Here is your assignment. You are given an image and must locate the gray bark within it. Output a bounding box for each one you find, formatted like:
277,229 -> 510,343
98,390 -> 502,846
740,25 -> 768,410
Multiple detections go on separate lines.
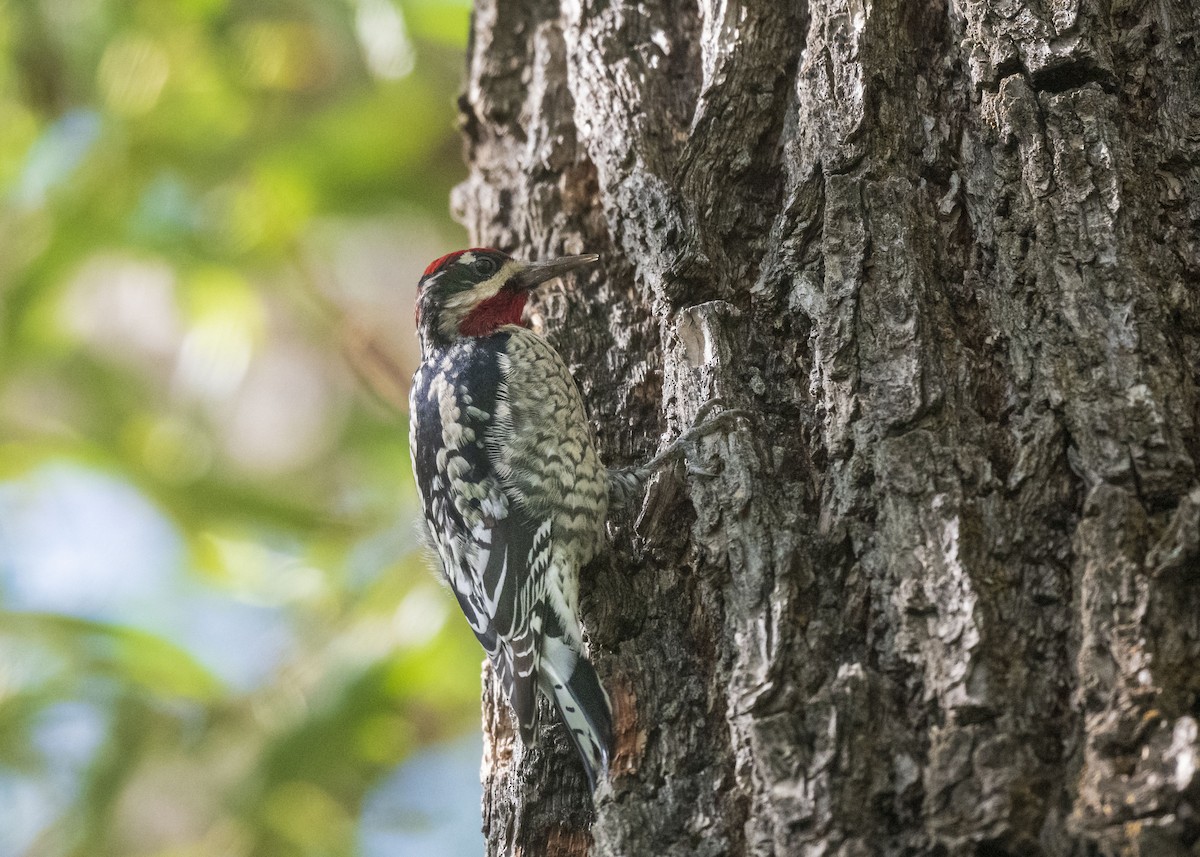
451,0 -> 1200,854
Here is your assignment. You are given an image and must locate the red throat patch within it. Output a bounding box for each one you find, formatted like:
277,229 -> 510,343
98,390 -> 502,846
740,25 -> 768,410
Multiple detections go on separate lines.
458,289 -> 528,337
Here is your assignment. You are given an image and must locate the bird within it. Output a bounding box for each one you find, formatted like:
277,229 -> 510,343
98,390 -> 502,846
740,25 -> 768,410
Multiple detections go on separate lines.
408,247 -> 741,788
408,247 -> 612,788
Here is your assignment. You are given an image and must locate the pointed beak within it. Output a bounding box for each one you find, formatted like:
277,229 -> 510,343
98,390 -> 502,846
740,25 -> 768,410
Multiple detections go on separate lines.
510,254 -> 600,291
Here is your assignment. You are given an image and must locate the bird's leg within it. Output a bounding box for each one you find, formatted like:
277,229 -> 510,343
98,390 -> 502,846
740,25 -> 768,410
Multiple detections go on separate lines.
607,467 -> 647,514
607,399 -> 747,512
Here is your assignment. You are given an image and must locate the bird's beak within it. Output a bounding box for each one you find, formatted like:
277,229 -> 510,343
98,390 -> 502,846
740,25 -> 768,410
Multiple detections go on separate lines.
510,254 -> 600,291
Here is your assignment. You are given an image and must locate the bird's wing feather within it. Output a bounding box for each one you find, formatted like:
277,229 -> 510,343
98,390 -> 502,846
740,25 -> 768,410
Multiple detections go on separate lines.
409,338 -> 548,741
409,330 -> 612,782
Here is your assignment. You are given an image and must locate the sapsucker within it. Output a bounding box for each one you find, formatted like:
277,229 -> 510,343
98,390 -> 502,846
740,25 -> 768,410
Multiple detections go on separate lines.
409,248 -> 613,787
408,247 -> 738,788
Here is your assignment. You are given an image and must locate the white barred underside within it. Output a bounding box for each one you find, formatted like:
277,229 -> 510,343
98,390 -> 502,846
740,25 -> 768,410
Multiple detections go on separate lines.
491,326 -> 608,642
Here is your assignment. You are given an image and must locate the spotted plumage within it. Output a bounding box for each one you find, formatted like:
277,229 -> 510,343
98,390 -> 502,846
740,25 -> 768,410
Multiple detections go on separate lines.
408,248 -> 612,786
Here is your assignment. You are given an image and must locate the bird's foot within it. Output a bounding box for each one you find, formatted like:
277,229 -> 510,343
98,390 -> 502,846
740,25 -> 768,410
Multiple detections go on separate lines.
607,399 -> 747,510
641,398 -> 749,473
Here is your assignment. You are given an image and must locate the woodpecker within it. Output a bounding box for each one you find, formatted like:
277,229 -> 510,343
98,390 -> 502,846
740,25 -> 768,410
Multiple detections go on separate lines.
409,247 -> 613,787
408,247 -> 740,788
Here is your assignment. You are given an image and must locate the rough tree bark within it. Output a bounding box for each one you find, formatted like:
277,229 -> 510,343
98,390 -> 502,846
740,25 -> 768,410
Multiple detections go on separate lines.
450,0 -> 1200,854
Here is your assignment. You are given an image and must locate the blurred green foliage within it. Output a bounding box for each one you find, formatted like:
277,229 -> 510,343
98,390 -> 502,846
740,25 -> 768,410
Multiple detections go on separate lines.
0,0 -> 483,854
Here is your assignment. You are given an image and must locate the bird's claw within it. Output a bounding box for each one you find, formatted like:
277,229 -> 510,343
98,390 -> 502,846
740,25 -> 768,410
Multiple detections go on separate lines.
644,399 -> 748,473
690,397 -> 726,428
609,399 -> 747,507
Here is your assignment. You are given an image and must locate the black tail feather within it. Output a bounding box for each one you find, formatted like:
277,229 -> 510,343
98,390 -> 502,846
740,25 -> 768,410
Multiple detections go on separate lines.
541,637 -> 613,789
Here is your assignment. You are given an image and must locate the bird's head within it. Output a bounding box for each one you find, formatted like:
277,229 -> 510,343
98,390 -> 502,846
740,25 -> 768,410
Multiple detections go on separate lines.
414,248 -> 599,351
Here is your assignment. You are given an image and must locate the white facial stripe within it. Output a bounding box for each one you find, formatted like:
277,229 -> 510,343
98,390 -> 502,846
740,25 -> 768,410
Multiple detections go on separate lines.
437,259 -> 525,337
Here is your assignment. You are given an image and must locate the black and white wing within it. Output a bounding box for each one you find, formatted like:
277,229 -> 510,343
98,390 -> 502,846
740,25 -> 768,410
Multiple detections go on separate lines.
409,329 -> 612,786
408,337 -> 549,742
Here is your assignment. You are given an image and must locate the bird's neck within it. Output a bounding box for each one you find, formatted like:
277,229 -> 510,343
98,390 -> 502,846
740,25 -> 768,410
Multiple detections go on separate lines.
458,289 -> 528,337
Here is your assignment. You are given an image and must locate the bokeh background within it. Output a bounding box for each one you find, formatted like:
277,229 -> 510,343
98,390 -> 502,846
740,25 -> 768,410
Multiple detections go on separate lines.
0,1 -> 485,854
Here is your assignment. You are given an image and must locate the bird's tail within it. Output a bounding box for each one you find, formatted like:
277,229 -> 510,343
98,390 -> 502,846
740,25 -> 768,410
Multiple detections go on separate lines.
539,635 -> 613,790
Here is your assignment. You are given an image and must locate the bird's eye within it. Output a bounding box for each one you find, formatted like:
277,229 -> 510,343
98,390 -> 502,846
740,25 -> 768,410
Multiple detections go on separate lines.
472,257 -> 498,277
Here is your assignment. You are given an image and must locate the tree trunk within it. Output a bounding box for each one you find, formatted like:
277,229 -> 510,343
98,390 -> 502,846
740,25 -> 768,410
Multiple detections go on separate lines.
452,0 -> 1200,854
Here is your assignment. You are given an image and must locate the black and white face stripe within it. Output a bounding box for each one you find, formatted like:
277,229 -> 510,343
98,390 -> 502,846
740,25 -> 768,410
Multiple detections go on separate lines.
414,250 -> 600,352
415,249 -> 520,349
